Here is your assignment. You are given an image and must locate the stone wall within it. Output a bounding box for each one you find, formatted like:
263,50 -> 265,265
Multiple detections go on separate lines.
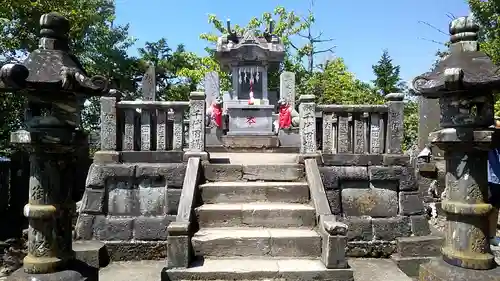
319,154 -> 429,258
75,162 -> 186,260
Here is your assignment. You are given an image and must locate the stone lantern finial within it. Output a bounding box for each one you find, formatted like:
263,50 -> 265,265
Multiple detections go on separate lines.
39,12 -> 70,51
449,15 -> 480,52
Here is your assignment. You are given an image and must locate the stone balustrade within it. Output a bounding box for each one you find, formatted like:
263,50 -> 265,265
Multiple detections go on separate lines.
315,93 -> 404,155
97,93 -> 205,163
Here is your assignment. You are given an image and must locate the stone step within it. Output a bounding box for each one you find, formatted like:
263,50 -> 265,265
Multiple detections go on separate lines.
192,227 -> 321,258
203,163 -> 305,182
390,254 -> 438,277
349,258 -> 413,281
200,181 -> 310,204
196,203 -> 316,228
396,235 -> 443,257
163,258 -> 354,281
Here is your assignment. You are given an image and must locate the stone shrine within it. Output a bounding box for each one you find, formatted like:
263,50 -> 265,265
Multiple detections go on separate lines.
1,9 -> 481,281
215,19 -> 284,145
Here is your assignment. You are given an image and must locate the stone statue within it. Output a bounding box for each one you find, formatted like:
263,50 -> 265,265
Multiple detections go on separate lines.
277,98 -> 299,129
206,96 -> 223,128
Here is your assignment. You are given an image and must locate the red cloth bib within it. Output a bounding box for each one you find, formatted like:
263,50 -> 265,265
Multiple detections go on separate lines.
279,106 -> 292,129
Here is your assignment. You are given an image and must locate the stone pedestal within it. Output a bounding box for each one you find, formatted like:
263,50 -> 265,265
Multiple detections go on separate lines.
8,129 -> 85,281
226,104 -> 274,136
420,258 -> 500,281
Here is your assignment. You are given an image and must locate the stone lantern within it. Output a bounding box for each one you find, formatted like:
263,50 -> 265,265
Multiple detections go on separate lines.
412,15 -> 500,280
0,12 -> 108,280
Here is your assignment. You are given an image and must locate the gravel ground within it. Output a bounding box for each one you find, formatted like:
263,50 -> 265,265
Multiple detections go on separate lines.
0,230 -> 27,278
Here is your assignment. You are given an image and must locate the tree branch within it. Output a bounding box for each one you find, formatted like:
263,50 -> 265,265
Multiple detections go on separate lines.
313,46 -> 335,55
311,37 -> 334,43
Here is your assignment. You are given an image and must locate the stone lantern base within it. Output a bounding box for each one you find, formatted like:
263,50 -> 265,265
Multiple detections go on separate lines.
420,259 -> 500,281
7,269 -> 86,281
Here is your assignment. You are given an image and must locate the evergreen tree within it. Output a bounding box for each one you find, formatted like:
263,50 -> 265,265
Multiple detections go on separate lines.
371,49 -> 404,95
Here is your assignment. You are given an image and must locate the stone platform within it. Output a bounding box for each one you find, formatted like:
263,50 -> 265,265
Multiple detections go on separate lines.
221,135 -> 279,149
97,259 -> 413,281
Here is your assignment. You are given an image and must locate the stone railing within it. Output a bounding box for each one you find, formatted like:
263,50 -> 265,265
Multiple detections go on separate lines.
298,93 -> 405,156
97,91 -> 207,163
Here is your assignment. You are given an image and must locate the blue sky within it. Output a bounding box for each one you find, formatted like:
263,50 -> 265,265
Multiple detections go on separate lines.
115,0 -> 470,84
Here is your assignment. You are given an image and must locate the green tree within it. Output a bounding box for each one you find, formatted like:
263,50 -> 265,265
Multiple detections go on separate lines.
371,49 -> 404,95
0,0 -> 137,138
469,0 -> 500,64
300,58 -> 383,105
136,39 -> 197,101
468,0 -> 500,117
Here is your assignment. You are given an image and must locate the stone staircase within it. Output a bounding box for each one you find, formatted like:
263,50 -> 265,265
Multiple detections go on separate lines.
163,162 -> 354,281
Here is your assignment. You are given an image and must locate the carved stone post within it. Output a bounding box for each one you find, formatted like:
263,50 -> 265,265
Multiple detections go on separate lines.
184,91 -> 209,161
413,15 -> 500,281
385,92 -> 404,154
94,96 -> 119,163
1,12 -> 108,281
298,94 -> 320,163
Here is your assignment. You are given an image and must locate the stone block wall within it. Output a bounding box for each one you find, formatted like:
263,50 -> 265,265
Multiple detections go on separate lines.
319,154 -> 430,258
75,162 -> 187,260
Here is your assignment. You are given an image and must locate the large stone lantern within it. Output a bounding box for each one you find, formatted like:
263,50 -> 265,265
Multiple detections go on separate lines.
412,16 -> 500,280
0,12 -> 108,281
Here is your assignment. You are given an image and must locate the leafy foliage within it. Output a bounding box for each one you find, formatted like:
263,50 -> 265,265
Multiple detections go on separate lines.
371,50 -> 405,95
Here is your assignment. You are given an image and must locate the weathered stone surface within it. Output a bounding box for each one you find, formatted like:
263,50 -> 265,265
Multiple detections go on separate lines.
200,182 -> 309,204
386,97 -> 404,154
93,216 -> 134,241
104,241 -> 168,261
350,258 -> 413,281
368,166 -> 417,191
340,217 -> 372,241
75,214 -> 95,240
203,164 -> 243,181
335,166 -> 369,180
192,228 -> 320,258
346,241 -> 396,258
399,192 -> 425,215
165,258 -> 354,281
323,221 -> 348,236
73,240 -> 108,269
134,216 -> 175,240
135,163 -> 186,188
221,135 -> 280,149
107,189 -> 140,216
80,188 -> 105,214
196,203 -> 316,228
322,154 -> 383,166
86,163 -> 136,188
419,258 -> 500,281
319,167 -> 339,190
372,217 -> 411,241
242,164 -> 304,181
137,183 -> 167,216
383,154 -> 410,166
341,184 -> 398,217
322,235 -> 348,269
339,180 -> 370,189
325,190 -> 341,214
391,254 -> 435,277
410,215 -> 431,236
167,235 -> 190,268
167,188 -> 182,214
396,235 -> 443,257
120,151 -> 184,163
